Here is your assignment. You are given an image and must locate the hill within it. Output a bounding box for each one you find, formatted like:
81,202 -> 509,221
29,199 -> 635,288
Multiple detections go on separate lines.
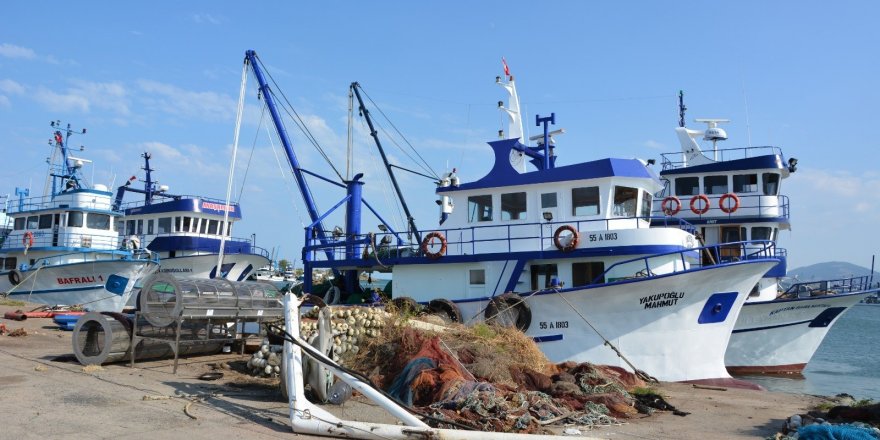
787,261 -> 879,282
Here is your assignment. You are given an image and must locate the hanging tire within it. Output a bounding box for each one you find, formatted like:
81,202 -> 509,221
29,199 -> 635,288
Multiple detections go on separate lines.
323,286 -> 341,305
485,293 -> 531,332
391,296 -> 422,315
426,298 -> 463,324
8,269 -> 21,286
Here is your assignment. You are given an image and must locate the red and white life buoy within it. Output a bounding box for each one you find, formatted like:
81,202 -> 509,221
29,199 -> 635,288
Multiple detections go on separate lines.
553,225 -> 580,252
690,195 -> 710,215
661,196 -> 682,216
719,193 -> 741,214
22,231 -> 34,248
421,231 -> 447,259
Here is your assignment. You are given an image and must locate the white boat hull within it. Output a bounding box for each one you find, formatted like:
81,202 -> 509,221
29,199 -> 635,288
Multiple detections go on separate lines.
726,290 -> 876,374
156,253 -> 269,281
452,260 -> 775,383
1,259 -> 159,312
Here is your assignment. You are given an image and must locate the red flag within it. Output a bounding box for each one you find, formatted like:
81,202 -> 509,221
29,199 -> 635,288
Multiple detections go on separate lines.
502,57 -> 510,76
54,132 -> 63,144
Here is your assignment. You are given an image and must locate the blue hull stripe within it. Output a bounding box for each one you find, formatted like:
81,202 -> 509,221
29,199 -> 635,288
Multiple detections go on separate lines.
732,319 -> 812,334
533,334 -> 563,343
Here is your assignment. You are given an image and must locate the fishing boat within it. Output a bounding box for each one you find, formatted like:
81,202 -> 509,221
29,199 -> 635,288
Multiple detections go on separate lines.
0,121 -> 159,311
113,152 -> 270,281
238,51 -> 780,384
652,94 -> 879,374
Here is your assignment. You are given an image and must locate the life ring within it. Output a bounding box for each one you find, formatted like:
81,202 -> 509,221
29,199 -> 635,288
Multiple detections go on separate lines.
553,225 -> 579,252
421,231 -> 447,259
8,269 -> 22,286
661,196 -> 682,216
719,193 -> 740,214
690,195 -> 710,215
22,231 -> 34,248
426,298 -> 463,324
485,293 -> 532,331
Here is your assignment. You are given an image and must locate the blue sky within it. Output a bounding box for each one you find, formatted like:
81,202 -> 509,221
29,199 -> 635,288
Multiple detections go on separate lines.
1,1 -> 878,270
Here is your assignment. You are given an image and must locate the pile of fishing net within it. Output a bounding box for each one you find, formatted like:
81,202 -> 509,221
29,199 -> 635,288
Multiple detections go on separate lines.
354,321 -> 646,433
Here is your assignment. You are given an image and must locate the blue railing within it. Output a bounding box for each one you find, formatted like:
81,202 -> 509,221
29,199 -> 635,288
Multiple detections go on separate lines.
304,215 -> 696,262
780,275 -> 877,298
653,193 -> 790,220
2,230 -> 120,251
116,194 -> 240,212
660,146 -> 784,171
123,232 -> 271,259
7,194 -> 119,215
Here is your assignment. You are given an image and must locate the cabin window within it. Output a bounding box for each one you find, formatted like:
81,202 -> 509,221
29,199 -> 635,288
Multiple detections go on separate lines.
675,177 -> 699,196
174,216 -> 182,233
38,214 -> 53,229
733,174 -> 758,193
87,213 -> 111,230
4,257 -> 16,270
13,217 -> 25,230
226,221 -> 232,236
640,190 -> 652,218
612,186 -> 638,217
500,192 -> 527,221
467,195 -> 493,222
541,192 -> 557,208
530,264 -> 559,290
147,219 -> 154,235
571,187 -> 600,216
67,212 -> 84,227
751,226 -> 773,241
762,173 -> 780,195
136,219 -> 144,235
704,175 -> 729,195
469,269 -> 485,285
207,219 -> 219,235
26,216 -> 38,230
721,226 -> 746,243
158,218 -> 171,234
126,220 -> 135,235
113,219 -> 122,233
182,217 -> 192,233
572,262 -> 605,286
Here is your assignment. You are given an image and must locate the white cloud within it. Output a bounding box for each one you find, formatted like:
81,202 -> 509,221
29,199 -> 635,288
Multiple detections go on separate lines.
643,139 -> 665,150
31,81 -> 130,115
34,87 -> 90,112
192,13 -> 222,25
0,95 -> 10,108
0,79 -> 25,95
137,79 -> 236,122
0,43 -> 36,59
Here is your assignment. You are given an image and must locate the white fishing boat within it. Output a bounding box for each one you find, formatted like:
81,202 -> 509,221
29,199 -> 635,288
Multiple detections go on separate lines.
0,122 -> 159,311
653,94 -> 879,374
239,51 -> 779,384
113,152 -> 270,281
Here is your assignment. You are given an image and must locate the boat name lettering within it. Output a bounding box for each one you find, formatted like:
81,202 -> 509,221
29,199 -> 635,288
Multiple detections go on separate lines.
538,321 -> 568,330
57,276 -> 99,285
201,201 -> 235,213
160,268 -> 193,273
588,232 -> 618,242
768,303 -> 829,316
640,291 -> 685,309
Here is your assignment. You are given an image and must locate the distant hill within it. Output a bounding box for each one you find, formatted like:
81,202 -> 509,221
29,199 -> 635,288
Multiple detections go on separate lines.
787,261 -> 879,282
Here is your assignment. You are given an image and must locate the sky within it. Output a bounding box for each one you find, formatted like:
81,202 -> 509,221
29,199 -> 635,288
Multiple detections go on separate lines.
1,1 -> 878,271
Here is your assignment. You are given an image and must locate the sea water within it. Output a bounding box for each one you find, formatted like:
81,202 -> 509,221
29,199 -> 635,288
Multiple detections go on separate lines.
737,305 -> 880,401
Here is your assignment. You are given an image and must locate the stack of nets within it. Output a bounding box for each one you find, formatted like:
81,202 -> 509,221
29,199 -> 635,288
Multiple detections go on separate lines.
354,321 -> 645,433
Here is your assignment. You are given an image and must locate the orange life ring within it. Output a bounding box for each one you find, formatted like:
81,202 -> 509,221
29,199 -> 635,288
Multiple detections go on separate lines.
661,196 -> 682,216
421,231 -> 447,259
553,225 -> 580,252
719,193 -> 740,214
690,195 -> 710,215
22,231 -> 34,248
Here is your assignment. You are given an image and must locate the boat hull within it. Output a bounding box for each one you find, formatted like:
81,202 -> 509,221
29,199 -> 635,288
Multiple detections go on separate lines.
0,259 -> 159,312
451,260 -> 775,383
155,253 -> 269,281
725,289 -> 877,375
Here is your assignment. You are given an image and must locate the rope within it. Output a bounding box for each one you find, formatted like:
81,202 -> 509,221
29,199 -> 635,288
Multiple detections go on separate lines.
236,105 -> 267,203
552,290 -> 658,383
217,59 -> 249,273
2,264 -> 45,298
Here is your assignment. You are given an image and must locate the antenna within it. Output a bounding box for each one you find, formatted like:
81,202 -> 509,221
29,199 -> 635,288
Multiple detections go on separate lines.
694,119 -> 730,161
741,78 -> 753,148
678,90 -> 686,128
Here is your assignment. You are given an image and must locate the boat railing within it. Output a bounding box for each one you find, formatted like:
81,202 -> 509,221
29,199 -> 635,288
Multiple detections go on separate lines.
779,275 -> 877,298
116,195 -> 239,211
305,215 -> 696,262
2,229 -> 121,251
7,193 -> 121,215
588,239 -> 778,285
653,193 -> 789,220
659,145 -> 783,171
27,248 -> 159,269
124,232 -> 270,258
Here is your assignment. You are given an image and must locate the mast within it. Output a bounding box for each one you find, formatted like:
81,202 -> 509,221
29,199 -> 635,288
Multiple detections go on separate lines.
244,50 -> 334,261
350,82 -> 422,244
678,90 -> 687,128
